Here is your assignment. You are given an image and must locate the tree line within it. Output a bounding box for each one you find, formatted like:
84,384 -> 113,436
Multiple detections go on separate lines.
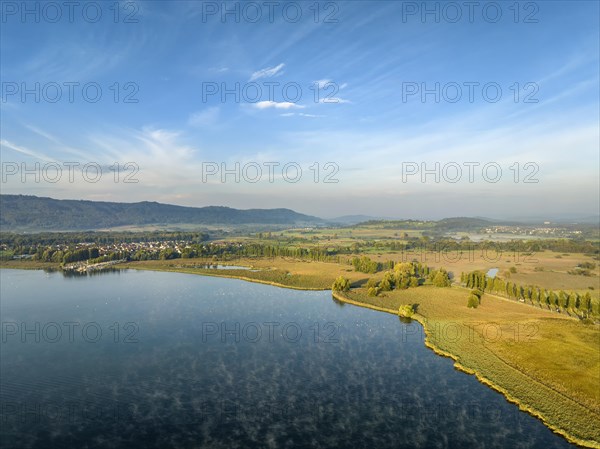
0,231 -> 209,250
28,242 -> 347,265
332,260 -> 451,296
3,231 -> 597,258
461,270 -> 597,317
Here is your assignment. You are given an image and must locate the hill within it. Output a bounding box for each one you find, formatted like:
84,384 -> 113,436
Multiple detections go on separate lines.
329,215 -> 388,225
0,195 -> 325,231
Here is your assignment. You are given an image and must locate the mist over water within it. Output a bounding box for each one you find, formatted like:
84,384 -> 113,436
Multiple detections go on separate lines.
0,269 -> 576,448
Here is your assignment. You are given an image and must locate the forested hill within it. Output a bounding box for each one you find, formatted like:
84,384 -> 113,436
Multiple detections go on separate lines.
0,195 -> 325,231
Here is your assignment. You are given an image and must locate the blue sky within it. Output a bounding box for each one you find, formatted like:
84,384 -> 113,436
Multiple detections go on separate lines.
1,1 -> 598,219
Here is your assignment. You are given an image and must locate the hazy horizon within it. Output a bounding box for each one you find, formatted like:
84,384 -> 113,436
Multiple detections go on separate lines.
2,193 -> 599,223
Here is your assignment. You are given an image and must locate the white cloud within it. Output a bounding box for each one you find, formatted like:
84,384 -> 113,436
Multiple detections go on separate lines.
249,63 -> 285,81
254,101 -> 304,110
319,97 -> 351,104
188,107 -> 220,127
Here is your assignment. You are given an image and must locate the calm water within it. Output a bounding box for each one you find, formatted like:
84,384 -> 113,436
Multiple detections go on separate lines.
486,268 -> 499,278
196,264 -> 259,271
0,269 -> 576,449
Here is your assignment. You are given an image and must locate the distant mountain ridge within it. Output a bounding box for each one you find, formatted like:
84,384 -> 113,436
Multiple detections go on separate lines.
329,215 -> 388,225
0,195 -> 325,231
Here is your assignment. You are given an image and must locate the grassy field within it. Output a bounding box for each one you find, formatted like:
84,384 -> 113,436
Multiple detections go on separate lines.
336,286 -> 600,448
118,257 -> 366,290
274,227 -> 425,245
3,252 -> 598,299
352,250 -> 599,291
219,223 -> 600,294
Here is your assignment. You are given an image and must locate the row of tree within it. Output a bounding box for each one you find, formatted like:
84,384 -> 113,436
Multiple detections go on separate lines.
0,231 -> 209,248
36,247 -> 100,264
352,256 -> 382,273
461,271 -> 597,317
343,237 -> 598,255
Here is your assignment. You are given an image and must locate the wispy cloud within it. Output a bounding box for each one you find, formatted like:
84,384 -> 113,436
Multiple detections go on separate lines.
0,139 -> 57,162
249,63 -> 285,81
24,125 -> 91,159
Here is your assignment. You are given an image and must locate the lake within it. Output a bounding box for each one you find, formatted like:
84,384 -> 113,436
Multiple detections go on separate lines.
0,269 -> 576,448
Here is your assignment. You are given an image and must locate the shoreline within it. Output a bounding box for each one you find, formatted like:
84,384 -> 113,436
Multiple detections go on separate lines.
332,290 -> 599,449
2,264 -> 597,448
122,265 -> 328,291
0,262 -> 327,291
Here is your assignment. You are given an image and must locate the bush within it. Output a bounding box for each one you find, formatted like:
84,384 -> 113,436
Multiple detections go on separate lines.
467,294 -> 480,308
398,304 -> 414,318
379,273 -> 394,291
367,287 -> 379,297
332,276 -> 350,292
431,269 -> 451,287
569,269 -> 592,276
509,266 -> 517,273
366,277 -> 378,288
0,250 -> 14,261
